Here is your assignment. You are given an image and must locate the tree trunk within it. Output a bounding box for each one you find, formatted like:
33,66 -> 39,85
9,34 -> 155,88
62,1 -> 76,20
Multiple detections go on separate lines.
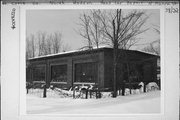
113,62 -> 117,97
126,63 -> 132,94
112,43 -> 118,98
43,84 -> 47,98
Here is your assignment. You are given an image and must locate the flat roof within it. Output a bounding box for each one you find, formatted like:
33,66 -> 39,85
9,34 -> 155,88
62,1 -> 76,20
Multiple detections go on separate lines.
28,46 -> 159,61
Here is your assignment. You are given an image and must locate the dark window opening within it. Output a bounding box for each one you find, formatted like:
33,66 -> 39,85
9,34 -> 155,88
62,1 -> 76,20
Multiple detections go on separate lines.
51,64 -> 67,82
75,62 -> 97,83
122,63 -> 143,82
33,66 -> 45,81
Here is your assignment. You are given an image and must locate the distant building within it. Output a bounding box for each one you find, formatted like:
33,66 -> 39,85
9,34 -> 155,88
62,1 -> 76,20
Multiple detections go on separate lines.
26,47 -> 160,90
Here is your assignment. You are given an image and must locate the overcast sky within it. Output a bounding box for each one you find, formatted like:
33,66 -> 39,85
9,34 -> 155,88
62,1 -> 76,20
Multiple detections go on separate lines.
26,9 -> 160,50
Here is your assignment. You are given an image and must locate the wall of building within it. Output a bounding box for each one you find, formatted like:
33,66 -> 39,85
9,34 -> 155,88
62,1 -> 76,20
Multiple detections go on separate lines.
103,49 -> 159,89
27,48 -> 159,90
103,49 -> 113,88
27,51 -> 105,89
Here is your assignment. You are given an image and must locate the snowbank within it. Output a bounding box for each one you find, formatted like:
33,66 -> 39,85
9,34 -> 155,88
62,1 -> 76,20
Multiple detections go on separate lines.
27,91 -> 161,114
27,88 -> 113,98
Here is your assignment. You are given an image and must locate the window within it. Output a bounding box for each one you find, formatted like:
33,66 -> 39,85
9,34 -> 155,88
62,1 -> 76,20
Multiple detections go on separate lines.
51,64 -> 67,82
33,66 -> 45,81
75,62 -> 97,83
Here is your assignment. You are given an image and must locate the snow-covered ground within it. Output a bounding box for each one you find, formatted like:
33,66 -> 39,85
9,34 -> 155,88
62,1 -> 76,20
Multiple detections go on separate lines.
26,90 -> 161,114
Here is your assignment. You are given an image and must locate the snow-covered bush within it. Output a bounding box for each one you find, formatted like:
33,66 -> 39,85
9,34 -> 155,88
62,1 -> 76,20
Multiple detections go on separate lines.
101,92 -> 112,98
146,82 -> 159,92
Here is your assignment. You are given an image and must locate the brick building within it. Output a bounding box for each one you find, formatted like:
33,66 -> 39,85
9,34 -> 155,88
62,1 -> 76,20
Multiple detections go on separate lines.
26,47 -> 159,90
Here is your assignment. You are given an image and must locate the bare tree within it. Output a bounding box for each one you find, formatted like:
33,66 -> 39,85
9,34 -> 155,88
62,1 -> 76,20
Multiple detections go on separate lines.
88,10 -> 105,48
52,32 -> 62,54
26,34 -> 36,59
37,31 -> 47,56
37,31 -> 63,55
142,41 -> 160,55
62,44 -> 71,52
26,37 -> 31,59
26,31 -> 64,58
46,34 -> 53,55
81,9 -> 148,97
102,9 -> 148,97
142,26 -> 160,55
78,13 -> 93,49
78,10 -> 105,49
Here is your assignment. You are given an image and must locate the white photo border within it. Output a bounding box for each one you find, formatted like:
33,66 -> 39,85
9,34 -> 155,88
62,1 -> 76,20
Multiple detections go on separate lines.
1,3 -> 179,120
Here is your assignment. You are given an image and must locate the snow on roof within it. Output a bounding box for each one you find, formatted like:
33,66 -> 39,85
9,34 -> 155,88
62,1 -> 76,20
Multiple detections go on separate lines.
29,49 -> 80,60
29,45 -> 111,60
29,45 -> 158,60
135,50 -> 159,56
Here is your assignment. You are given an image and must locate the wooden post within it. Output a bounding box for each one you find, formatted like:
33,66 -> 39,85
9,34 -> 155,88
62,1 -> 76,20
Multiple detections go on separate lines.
122,81 -> 125,96
130,85 -> 132,94
43,84 -> 47,98
43,63 -> 48,98
144,81 -> 146,92
27,88 -> 28,94
85,90 -> 88,99
26,83 -> 29,94
96,90 -> 98,99
98,90 -> 101,98
90,90 -> 92,98
73,87 -> 75,99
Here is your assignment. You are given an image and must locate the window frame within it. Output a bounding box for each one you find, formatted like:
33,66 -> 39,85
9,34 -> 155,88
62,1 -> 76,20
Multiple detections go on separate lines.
74,62 -> 98,83
50,64 -> 68,83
